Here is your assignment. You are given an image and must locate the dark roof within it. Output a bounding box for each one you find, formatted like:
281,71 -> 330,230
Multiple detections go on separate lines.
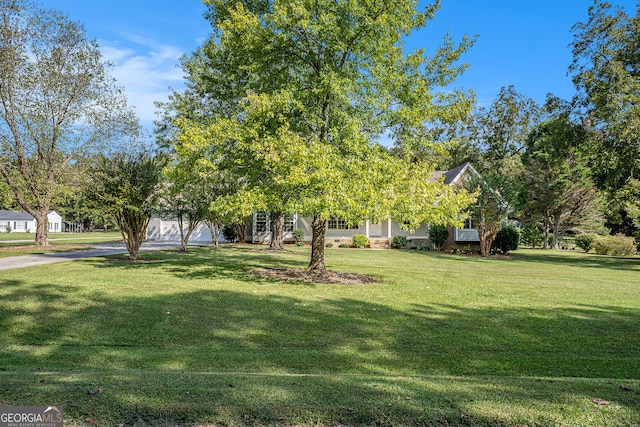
0,210 -> 34,220
442,162 -> 470,185
431,162 -> 474,185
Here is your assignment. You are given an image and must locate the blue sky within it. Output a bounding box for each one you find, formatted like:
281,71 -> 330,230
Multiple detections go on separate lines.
50,0 -> 637,134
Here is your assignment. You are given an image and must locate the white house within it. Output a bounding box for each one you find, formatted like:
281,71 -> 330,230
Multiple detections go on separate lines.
246,163 -> 482,248
146,163 -> 485,249
146,218 -> 228,243
0,210 -> 63,233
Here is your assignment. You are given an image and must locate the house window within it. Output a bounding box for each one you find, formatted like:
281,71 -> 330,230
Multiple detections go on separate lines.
327,217 -> 358,230
284,213 -> 295,232
463,216 -> 475,230
255,211 -> 268,233
25,222 -> 28,230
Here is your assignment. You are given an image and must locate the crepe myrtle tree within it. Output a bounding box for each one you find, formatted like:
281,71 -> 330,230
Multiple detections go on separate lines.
157,161 -> 214,252
463,173 -> 510,257
0,0 -> 139,245
86,151 -> 165,261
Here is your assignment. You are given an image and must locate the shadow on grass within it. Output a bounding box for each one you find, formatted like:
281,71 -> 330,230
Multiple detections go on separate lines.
0,269 -> 639,425
404,247 -> 640,273
511,249 -> 640,272
84,246 -> 311,284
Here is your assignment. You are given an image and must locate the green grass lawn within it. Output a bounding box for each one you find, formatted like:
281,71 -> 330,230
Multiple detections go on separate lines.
0,246 -> 638,426
0,232 -> 123,257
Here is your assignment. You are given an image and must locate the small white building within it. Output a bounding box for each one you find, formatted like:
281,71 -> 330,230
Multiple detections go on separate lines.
146,218 -> 223,243
0,210 -> 63,233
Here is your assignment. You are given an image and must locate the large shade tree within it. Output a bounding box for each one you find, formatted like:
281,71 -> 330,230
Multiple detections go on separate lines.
174,0 -> 476,271
0,0 -> 138,245
570,1 -> 640,226
522,111 -> 600,248
446,86 -> 540,207
411,85 -> 542,213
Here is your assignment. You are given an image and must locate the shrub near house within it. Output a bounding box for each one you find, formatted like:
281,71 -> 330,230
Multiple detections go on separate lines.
494,225 -> 520,254
391,235 -> 408,249
351,234 -> 370,248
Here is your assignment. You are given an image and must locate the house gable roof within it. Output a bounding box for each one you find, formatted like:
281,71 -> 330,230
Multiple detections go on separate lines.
432,162 -> 479,186
0,210 -> 34,220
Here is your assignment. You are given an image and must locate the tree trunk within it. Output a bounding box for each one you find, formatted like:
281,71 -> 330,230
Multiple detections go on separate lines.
34,210 -> 49,246
116,211 -> 149,261
551,212 -> 562,249
478,227 -> 498,257
542,216 -> 550,249
177,215 -> 200,252
307,215 -> 326,271
206,219 -> 221,248
235,220 -> 247,244
479,230 -> 490,257
269,211 -> 285,251
177,214 -> 188,252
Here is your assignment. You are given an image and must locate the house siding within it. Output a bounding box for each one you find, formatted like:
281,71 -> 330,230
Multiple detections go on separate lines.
146,218 -> 222,242
145,163 -> 493,249
0,210 -> 62,233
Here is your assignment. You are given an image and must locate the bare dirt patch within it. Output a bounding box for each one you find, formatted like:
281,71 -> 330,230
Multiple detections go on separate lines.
249,267 -> 380,285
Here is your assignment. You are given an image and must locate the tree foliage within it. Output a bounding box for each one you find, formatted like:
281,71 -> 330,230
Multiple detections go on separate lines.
171,0 -> 476,270
570,1 -> 640,226
0,0 -> 138,245
521,106 -> 600,248
420,86 -> 541,210
86,152 -> 164,260
463,173 -> 509,257
158,162 -> 213,252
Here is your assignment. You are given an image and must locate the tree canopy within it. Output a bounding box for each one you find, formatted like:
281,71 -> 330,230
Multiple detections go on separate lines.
0,0 -> 138,245
570,1 -> 640,225
522,110 -> 600,248
86,151 -> 165,260
168,0 -> 476,270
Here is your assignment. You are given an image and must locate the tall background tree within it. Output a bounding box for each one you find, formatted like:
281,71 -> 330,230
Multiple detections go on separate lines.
0,0 -> 138,245
455,86 -> 540,208
521,105 -> 600,248
170,0 -> 476,270
570,1 -> 640,232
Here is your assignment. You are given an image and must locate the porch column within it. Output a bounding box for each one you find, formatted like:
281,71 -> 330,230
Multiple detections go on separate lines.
387,218 -> 392,238
251,210 -> 257,243
365,220 -> 370,238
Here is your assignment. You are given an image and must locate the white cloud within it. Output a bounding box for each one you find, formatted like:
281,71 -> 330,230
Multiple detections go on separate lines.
99,34 -> 188,129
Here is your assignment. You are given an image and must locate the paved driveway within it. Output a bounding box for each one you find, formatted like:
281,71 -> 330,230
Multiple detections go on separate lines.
0,241 -> 187,271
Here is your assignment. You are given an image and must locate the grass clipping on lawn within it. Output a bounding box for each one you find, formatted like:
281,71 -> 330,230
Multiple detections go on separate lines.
250,267 -> 380,285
